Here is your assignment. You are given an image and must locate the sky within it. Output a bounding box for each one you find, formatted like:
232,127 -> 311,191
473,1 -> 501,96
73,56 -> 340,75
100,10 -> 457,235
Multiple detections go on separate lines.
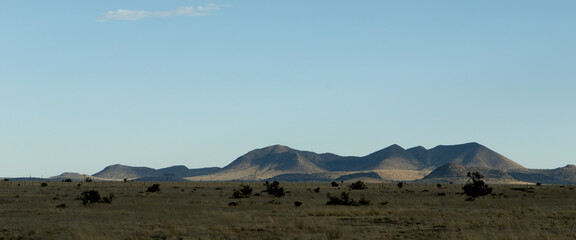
1,1 -> 575,177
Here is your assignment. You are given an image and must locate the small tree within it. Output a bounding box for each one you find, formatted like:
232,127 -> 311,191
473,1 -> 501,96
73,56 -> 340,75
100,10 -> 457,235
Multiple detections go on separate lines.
264,181 -> 285,197
463,172 -> 493,200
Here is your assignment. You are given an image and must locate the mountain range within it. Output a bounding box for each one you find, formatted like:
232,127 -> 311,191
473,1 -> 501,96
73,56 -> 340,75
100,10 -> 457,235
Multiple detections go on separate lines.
37,142 -> 575,184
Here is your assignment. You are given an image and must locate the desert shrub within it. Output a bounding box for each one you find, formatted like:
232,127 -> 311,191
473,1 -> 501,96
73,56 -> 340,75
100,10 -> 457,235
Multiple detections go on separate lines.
397,182 -> 404,189
228,201 -> 239,206
314,187 -> 320,193
326,191 -> 370,206
327,192 -> 352,205
436,183 -> 442,189
240,185 -> 253,195
294,201 -> 303,207
232,185 -> 253,199
264,181 -> 285,197
232,190 -> 243,199
3,178 -> 9,181
63,179 -> 72,182
232,186 -> 253,199
348,180 -> 367,190
462,172 -> 493,200
357,195 -> 371,206
146,184 -> 160,193
80,190 -> 101,205
536,182 -> 542,186
56,203 -> 67,209
40,182 -> 48,187
331,181 -> 339,187
102,193 -> 115,203
84,177 -> 93,182
80,190 -> 114,205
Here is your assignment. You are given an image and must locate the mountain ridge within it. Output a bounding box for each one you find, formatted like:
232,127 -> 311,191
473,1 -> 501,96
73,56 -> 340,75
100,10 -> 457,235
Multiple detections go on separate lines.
43,143 -> 574,184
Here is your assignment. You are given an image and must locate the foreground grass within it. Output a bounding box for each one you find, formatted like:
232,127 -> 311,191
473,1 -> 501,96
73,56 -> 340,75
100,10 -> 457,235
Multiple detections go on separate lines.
1,181 -> 575,239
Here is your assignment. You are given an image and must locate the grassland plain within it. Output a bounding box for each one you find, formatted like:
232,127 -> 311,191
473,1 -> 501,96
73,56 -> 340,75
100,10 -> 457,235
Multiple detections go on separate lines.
1,181 -> 575,240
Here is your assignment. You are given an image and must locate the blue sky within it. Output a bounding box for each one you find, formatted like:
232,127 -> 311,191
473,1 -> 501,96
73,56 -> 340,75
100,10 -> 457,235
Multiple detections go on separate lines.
1,1 -> 575,177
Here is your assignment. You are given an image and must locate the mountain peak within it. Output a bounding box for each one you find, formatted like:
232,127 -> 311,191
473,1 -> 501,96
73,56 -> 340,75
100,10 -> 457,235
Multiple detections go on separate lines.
386,144 -> 405,151
260,144 -> 294,154
407,146 -> 427,151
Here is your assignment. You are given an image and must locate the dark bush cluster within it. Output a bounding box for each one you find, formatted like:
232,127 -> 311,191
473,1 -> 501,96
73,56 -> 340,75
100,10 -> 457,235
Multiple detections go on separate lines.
264,181 -> 285,197
146,184 -> 160,193
348,180 -> 367,190
326,191 -> 370,206
40,182 -> 48,187
463,172 -> 493,200
80,190 -> 114,205
232,185 -> 253,198
397,182 -> 404,189
331,181 -> 339,187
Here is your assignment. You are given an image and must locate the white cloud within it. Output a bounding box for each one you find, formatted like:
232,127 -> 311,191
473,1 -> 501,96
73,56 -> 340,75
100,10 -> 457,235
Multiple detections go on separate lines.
99,4 -> 228,22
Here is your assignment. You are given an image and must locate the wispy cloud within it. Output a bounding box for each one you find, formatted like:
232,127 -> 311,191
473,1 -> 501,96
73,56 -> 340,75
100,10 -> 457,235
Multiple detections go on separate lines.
99,4 -> 228,22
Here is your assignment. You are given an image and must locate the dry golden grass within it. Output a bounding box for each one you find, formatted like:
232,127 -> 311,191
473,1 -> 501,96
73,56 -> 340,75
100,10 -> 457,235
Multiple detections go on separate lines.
1,181 -> 575,239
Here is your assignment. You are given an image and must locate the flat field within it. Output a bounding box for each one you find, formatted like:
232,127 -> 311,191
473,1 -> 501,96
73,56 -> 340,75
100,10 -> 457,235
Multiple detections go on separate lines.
1,181 -> 575,240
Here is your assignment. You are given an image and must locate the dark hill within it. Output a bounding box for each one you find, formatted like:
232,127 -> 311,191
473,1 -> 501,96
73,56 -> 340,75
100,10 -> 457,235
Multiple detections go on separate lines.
221,145 -> 326,174
93,164 -> 162,179
158,165 -> 221,177
427,142 -> 524,170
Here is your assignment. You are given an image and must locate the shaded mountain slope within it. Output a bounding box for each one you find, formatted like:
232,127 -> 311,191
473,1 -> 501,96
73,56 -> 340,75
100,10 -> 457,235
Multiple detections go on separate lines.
158,165 -> 221,177
508,165 -> 576,184
419,163 -> 517,183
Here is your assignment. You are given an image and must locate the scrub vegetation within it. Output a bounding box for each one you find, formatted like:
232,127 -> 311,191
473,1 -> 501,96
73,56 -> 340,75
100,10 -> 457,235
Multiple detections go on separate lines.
0,181 -> 575,239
